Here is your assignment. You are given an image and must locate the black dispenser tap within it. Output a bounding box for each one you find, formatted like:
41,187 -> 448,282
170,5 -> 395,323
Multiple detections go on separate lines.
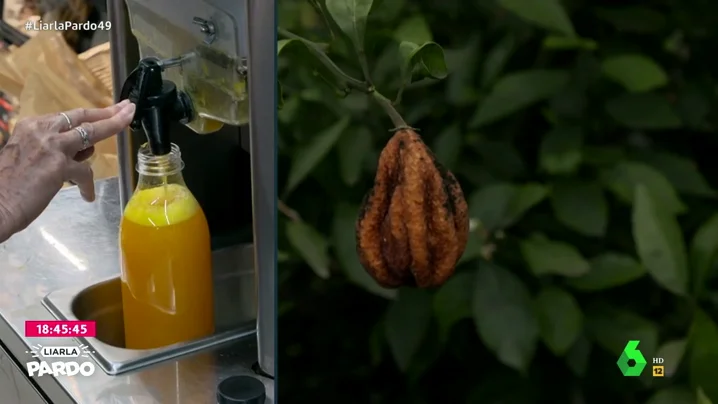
119,57 -> 194,155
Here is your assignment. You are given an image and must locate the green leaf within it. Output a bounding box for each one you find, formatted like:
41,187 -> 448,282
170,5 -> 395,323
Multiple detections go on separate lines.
468,183 -> 548,231
432,124 -> 462,170
601,161 -> 685,214
656,339 -> 687,378
399,41 -> 448,84
601,54 -> 668,92
457,230 -> 484,265
470,70 -> 570,128
446,35 -> 480,105
567,253 -> 646,291
324,0 -> 374,52
583,146 -> 626,167
689,214 -> 718,297
676,85 -> 711,129
520,234 -> 590,277
277,38 -> 292,54
632,184 -> 689,295
535,287 -> 583,356
476,141 -> 526,179
646,388 -> 696,404
689,309 -> 718,403
277,250 -> 290,262
393,15 -> 432,44
277,38 -> 345,92
549,87 -> 587,120
469,184 -> 515,231
285,117 -> 350,195
277,82 -> 284,110
332,203 -> 396,299
506,183 -> 549,226
566,336 -> 592,376
385,288 -> 432,371
698,388 -> 714,404
542,35 -> 597,50
551,181 -> 608,237
539,126 -> 583,175
286,221 -> 330,279
636,151 -> 716,198
481,35 -> 516,88
605,93 -> 682,129
368,0 -> 404,22
337,126 -> 372,186
278,95 -> 299,124
434,271 -> 474,345
473,262 -> 539,372
594,7 -> 666,33
498,0 -> 576,37
585,304 -> 659,358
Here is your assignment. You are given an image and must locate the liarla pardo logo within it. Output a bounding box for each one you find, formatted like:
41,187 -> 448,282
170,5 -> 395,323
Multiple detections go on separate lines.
25,344 -> 96,377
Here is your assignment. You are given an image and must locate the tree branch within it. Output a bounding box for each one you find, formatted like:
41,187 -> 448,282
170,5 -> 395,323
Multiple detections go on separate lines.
278,200 -> 302,222
306,0 -> 336,41
278,28 -> 369,91
371,91 -> 409,129
357,49 -> 373,87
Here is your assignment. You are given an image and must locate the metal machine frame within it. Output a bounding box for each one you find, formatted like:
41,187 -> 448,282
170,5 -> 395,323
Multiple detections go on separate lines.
107,0 -> 276,379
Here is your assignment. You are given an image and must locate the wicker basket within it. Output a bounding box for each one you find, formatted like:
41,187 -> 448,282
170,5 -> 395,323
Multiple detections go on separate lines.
78,42 -> 112,95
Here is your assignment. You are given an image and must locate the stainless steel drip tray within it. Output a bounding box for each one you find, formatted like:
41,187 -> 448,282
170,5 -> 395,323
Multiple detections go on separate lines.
42,272 -> 256,376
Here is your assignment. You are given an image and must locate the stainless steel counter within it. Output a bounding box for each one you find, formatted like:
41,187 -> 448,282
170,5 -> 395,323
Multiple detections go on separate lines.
0,177 -> 274,403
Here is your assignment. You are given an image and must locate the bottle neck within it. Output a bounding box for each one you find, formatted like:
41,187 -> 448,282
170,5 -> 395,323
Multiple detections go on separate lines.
135,143 -> 186,190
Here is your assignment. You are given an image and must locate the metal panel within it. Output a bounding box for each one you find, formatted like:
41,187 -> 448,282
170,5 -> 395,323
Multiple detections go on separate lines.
108,0 -> 139,208
108,0 -> 275,379
108,0 -> 251,244
0,343 -> 48,404
246,0 -> 276,378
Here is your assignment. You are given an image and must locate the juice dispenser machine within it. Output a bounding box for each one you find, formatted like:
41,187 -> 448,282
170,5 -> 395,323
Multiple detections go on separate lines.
0,0 -> 273,402
111,0 -> 275,394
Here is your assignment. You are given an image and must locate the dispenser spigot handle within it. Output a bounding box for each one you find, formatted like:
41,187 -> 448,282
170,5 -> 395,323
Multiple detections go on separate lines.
118,58 -> 195,155
192,17 -> 216,45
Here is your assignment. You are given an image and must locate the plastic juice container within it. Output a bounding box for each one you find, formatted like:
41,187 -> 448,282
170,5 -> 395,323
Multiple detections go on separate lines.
119,143 -> 214,350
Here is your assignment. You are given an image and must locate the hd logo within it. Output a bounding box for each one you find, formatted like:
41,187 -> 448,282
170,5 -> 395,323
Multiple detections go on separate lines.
617,340 -> 647,376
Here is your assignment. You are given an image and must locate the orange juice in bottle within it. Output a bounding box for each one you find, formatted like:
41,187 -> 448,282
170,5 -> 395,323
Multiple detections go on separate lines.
119,143 -> 214,350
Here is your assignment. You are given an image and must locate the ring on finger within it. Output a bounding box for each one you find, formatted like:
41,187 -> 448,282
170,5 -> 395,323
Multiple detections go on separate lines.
75,126 -> 91,151
59,112 -> 72,130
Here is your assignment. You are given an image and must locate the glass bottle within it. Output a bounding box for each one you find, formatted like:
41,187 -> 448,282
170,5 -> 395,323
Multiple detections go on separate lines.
119,143 -> 214,350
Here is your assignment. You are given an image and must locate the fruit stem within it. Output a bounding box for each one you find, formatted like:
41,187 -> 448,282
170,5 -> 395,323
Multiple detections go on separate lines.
371,91 -> 408,129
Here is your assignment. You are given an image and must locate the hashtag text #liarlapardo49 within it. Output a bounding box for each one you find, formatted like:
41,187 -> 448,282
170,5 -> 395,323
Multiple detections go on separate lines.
25,20 -> 112,32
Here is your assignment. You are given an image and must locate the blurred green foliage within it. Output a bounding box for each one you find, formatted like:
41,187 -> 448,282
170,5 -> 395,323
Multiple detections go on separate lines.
277,0 -> 718,403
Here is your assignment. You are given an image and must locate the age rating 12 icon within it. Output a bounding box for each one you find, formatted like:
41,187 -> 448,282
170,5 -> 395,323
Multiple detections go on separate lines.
617,340 -> 647,376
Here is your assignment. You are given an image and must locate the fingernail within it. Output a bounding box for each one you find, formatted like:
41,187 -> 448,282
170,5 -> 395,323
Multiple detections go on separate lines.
118,99 -> 130,106
124,103 -> 136,114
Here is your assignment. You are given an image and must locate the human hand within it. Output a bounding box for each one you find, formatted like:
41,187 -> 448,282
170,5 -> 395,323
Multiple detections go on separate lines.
0,100 -> 135,239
